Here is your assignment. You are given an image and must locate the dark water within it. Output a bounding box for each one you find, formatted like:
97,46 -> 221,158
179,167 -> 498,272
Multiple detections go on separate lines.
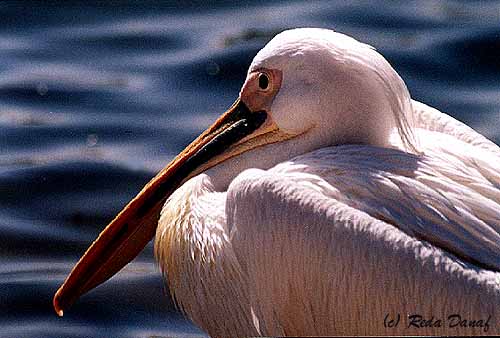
1,1 -> 499,337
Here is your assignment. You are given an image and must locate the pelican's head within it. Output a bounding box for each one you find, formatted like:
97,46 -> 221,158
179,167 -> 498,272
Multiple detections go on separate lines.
53,28 -> 416,315
240,28 -> 416,153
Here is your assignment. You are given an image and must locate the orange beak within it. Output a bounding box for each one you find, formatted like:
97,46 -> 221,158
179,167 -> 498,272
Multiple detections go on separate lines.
53,99 -> 267,316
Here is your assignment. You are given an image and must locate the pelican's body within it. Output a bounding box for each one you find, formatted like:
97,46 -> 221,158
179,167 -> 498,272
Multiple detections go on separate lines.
54,28 -> 500,337
157,101 -> 499,337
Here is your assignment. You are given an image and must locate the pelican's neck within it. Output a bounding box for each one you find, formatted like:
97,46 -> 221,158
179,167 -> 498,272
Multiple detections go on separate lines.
204,131 -> 325,191
155,174 -> 259,338
156,174 -> 228,259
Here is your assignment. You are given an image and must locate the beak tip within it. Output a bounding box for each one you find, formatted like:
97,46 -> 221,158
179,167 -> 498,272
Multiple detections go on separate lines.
53,289 -> 65,317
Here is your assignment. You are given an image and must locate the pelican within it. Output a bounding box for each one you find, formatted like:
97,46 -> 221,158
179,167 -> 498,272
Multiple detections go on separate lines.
53,28 -> 499,337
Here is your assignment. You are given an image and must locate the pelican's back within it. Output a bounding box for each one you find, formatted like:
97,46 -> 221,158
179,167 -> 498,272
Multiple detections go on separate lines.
227,137 -> 499,335
411,99 -> 499,153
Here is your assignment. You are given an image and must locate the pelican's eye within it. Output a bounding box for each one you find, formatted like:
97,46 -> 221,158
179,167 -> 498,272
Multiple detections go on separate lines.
258,72 -> 270,90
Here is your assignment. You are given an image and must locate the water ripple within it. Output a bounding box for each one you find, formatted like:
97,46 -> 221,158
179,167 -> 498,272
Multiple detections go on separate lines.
1,1 -> 499,337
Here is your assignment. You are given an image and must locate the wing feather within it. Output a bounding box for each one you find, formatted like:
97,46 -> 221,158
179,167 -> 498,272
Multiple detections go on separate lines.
227,165 -> 499,336
269,145 -> 500,271
411,99 -> 499,153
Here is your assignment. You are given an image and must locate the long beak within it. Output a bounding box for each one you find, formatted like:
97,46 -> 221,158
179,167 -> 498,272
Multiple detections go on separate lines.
53,98 -> 267,316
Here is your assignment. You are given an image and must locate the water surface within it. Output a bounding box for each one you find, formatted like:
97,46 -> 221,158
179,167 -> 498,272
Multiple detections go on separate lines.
1,1 -> 499,337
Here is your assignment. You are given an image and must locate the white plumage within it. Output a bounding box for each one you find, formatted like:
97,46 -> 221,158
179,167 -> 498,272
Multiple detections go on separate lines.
156,104 -> 499,337
154,29 -> 500,337
54,28 -> 499,337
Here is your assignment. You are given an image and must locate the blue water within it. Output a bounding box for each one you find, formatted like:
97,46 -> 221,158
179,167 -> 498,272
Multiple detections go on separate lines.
1,1 -> 499,337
